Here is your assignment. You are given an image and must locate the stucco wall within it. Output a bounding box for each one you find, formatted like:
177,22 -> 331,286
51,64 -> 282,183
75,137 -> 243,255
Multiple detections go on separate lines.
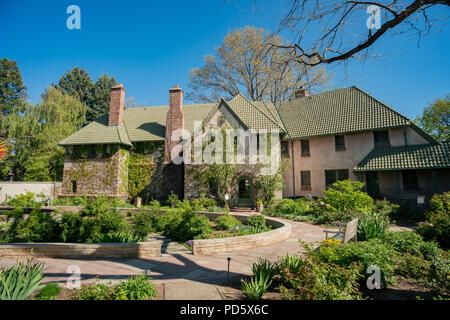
282,126 -> 432,198
0,182 -> 59,204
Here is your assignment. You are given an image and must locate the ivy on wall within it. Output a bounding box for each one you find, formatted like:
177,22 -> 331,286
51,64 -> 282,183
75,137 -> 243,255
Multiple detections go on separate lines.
127,153 -> 156,200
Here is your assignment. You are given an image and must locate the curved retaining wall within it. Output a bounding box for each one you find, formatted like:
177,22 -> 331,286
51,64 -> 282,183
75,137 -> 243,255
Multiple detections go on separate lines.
0,241 -> 162,259
193,212 -> 292,256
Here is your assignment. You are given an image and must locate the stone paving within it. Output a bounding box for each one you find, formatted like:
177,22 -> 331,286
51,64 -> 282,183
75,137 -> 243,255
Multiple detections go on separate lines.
0,216 -> 327,299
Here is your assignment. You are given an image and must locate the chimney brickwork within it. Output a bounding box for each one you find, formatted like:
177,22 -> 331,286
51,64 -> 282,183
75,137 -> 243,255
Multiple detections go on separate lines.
108,83 -> 125,126
165,85 -> 185,162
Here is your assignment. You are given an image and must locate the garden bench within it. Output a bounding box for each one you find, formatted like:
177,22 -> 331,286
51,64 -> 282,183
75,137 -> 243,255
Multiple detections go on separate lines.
323,218 -> 358,243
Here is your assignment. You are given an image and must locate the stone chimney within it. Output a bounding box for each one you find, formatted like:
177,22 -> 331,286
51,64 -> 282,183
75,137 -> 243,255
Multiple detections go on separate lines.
294,87 -> 308,99
165,85 -> 185,162
108,83 -> 125,126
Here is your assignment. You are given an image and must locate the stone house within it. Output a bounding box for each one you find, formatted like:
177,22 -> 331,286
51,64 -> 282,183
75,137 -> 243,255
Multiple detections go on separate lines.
59,84 -> 450,206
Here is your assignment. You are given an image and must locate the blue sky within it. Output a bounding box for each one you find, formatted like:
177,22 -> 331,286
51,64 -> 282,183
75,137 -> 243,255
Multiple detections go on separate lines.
0,0 -> 448,120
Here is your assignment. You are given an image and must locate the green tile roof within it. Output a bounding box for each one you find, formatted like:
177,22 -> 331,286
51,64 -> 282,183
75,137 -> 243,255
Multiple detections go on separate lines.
60,86 -> 432,147
276,86 -> 412,139
354,142 -> 450,171
59,103 -> 217,145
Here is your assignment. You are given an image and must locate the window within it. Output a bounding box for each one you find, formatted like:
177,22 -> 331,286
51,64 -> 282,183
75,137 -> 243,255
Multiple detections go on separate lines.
335,135 -> 345,151
301,139 -> 310,157
301,171 -> 311,190
325,169 -> 349,186
71,180 -> 77,193
103,144 -> 111,157
88,145 -> 96,158
208,179 -> 218,196
281,141 -> 289,157
374,130 -> 390,147
402,170 -> 418,190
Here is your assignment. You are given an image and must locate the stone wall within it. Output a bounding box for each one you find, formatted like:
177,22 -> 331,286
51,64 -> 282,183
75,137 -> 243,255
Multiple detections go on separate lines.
60,145 -> 128,200
192,212 -> 291,255
0,182 -> 61,204
0,241 -> 162,259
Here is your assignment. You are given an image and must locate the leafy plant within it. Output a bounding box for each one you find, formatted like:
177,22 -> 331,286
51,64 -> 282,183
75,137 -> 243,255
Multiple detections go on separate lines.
77,283 -> 112,300
99,231 -> 141,243
111,274 -> 157,300
252,258 -> 277,281
246,215 -> 268,230
357,210 -> 389,241
322,180 -> 374,213
35,282 -> 61,300
276,254 -> 305,274
0,258 -> 45,300
241,273 -> 272,300
214,214 -> 241,230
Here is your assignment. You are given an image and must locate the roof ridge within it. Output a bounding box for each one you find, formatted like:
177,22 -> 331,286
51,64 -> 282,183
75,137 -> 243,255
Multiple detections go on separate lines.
232,94 -> 286,132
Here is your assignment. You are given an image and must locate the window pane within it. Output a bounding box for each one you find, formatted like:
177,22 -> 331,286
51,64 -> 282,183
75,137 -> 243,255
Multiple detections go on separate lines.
301,171 -> 311,189
374,130 -> 389,146
301,139 -> 310,156
338,169 -> 349,181
325,170 -> 336,186
335,135 -> 345,150
281,141 -> 289,156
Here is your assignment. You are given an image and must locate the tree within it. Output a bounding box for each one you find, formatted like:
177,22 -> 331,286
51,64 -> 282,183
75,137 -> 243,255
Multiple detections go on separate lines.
274,0 -> 450,66
415,94 -> 450,141
186,26 -> 330,103
254,160 -> 287,208
0,58 -> 27,119
1,87 -> 86,181
88,74 -> 117,122
54,67 -> 117,124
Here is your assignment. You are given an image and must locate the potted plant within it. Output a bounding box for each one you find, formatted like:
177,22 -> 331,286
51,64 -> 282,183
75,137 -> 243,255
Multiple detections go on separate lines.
255,197 -> 263,212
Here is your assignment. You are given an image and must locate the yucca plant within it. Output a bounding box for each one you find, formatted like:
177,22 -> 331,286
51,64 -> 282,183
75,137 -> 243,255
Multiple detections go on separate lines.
0,259 -> 45,300
357,211 -> 389,241
252,258 -> 277,281
241,273 -> 272,300
276,253 -> 305,273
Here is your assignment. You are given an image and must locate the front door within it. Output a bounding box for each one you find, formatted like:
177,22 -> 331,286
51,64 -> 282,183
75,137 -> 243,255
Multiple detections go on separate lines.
366,172 -> 380,198
236,177 -> 253,207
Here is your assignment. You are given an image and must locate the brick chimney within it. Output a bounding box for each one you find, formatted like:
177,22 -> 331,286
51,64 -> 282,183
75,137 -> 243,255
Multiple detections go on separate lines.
294,87 -> 308,99
165,85 -> 185,162
108,83 -> 125,126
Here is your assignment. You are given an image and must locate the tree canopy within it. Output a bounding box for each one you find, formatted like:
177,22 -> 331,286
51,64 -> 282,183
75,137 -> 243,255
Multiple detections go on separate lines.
415,94 -> 450,142
1,87 -> 86,181
186,26 -> 331,103
0,58 -> 27,120
54,67 -> 117,124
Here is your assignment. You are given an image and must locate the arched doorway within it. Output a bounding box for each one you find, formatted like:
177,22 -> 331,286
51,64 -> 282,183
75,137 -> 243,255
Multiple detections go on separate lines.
236,176 -> 253,207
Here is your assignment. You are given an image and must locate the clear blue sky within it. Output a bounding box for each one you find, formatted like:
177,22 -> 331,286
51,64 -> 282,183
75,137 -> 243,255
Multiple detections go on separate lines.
0,0 -> 449,120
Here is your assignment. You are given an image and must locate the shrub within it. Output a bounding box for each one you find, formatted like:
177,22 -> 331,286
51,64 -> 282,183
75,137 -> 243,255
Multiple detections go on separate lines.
148,200 -> 161,208
158,210 -> 212,241
15,207 -> 61,242
132,210 -> 155,240
357,210 -> 390,241
381,231 -> 441,262
322,180 -> 374,213
373,199 -> 399,218
77,283 -> 112,300
395,253 -> 432,281
417,192 -> 450,249
167,192 -> 180,208
6,191 -> 46,207
277,250 -> 362,300
311,239 -> 398,286
241,273 -> 272,300
111,274 -> 157,300
0,258 -> 45,300
191,197 -> 217,211
246,215 -> 268,230
81,196 -> 111,216
35,282 -> 61,300
99,231 -> 141,243
214,214 -> 241,230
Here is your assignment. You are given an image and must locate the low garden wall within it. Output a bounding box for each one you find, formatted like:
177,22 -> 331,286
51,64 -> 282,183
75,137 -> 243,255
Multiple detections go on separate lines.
0,241 -> 162,259
192,212 -> 292,255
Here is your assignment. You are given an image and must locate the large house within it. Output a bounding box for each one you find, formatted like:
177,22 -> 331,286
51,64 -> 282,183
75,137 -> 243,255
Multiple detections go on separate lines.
59,84 -> 450,207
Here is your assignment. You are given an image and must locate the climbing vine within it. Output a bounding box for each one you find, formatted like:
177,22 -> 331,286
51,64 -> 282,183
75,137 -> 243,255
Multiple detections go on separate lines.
127,153 -> 156,200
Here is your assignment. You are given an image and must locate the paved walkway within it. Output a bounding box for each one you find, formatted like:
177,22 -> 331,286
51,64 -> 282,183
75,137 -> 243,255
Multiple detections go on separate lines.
0,216 -> 326,299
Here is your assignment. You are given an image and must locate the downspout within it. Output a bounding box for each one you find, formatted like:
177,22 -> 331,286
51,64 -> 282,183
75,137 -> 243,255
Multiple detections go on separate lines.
291,140 -> 296,198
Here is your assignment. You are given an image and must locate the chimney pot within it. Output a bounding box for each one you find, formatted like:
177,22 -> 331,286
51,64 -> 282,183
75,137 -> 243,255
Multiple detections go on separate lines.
294,87 -> 309,99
